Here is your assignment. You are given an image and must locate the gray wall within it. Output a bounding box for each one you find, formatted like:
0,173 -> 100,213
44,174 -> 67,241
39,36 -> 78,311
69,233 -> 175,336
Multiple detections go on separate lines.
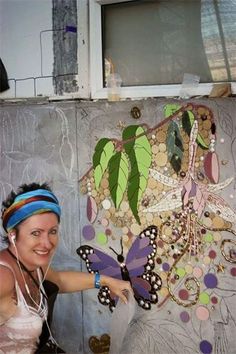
0,98 -> 236,353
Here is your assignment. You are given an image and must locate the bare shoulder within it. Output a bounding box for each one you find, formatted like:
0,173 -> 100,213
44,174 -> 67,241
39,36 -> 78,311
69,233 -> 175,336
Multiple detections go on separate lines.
0,251 -> 15,298
0,257 -> 17,324
0,264 -> 15,296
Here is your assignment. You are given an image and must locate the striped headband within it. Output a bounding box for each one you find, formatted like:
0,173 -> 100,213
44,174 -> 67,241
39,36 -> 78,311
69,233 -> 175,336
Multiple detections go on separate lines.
2,189 -> 61,232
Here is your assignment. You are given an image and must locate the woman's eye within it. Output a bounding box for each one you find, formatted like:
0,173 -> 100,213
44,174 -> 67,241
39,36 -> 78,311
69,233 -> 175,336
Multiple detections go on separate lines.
50,229 -> 58,235
32,231 -> 40,237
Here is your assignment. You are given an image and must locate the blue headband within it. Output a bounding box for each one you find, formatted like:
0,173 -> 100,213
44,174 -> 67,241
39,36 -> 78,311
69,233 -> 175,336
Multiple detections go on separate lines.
3,189 -> 61,232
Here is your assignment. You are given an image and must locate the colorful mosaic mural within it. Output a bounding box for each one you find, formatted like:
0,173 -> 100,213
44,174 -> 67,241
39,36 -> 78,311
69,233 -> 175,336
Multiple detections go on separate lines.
78,102 -> 236,353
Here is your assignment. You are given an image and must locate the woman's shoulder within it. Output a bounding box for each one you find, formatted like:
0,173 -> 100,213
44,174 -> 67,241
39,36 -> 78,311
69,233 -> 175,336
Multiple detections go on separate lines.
0,248 -> 16,268
0,252 -> 17,325
0,250 -> 15,296
0,266 -> 15,325
0,248 -> 12,264
0,265 -> 15,291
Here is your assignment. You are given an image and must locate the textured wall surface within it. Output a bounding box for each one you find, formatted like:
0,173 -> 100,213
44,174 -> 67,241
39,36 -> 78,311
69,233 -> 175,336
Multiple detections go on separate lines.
52,0 -> 78,95
0,98 -> 235,354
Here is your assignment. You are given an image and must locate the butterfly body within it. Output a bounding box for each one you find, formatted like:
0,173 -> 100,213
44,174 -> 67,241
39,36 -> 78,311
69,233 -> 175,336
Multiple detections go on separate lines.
77,225 -> 162,312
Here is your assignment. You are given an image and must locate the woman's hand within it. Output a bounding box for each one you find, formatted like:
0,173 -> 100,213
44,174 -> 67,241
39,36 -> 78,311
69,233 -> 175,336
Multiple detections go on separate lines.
101,275 -> 133,304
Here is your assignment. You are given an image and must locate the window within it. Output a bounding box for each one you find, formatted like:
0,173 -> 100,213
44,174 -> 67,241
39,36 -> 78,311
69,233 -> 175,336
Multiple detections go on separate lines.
89,0 -> 236,99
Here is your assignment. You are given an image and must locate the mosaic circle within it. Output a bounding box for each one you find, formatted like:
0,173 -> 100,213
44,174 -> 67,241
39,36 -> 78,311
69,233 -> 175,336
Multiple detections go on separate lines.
82,225 -> 95,241
102,199 -> 111,210
203,256 -> 211,265
105,228 -> 112,236
211,296 -> 218,304
230,267 -> 236,276
120,201 -> 129,212
199,292 -> 210,305
176,267 -> 186,278
122,234 -> 129,242
185,264 -> 193,274
160,272 -> 167,281
162,262 -> 170,271
204,233 -> 213,243
208,250 -> 216,259
204,273 -> 218,289
180,311 -> 190,323
196,306 -> 209,321
157,240 -> 164,248
96,232 -> 108,245
179,289 -> 189,300
213,232 -> 221,242
193,266 -> 203,278
160,287 -> 169,297
199,340 -> 212,354
156,248 -> 164,256
101,218 -> 109,227
130,223 -> 141,235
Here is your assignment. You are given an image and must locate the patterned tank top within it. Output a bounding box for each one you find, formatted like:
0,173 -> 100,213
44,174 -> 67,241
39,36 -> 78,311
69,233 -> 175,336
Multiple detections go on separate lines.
0,261 -> 48,354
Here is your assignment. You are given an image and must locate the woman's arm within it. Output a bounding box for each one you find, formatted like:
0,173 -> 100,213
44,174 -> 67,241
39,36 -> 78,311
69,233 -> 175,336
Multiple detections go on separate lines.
45,267 -> 132,304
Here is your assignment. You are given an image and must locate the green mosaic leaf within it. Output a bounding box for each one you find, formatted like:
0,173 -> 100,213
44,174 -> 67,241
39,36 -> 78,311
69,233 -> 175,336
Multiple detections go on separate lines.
182,110 -> 193,135
164,104 -> 181,118
170,154 -> 182,174
196,132 -> 209,150
182,110 -> 209,150
108,152 -> 129,209
123,126 -> 151,177
167,121 -> 183,173
123,125 -> 152,224
93,138 -> 115,190
127,164 -> 147,224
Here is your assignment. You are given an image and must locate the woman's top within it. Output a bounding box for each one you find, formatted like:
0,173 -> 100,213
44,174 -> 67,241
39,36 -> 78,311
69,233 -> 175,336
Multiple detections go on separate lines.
0,261 -> 48,354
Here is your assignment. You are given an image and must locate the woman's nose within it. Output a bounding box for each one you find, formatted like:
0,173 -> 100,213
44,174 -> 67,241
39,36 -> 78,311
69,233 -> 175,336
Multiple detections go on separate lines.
40,234 -> 53,248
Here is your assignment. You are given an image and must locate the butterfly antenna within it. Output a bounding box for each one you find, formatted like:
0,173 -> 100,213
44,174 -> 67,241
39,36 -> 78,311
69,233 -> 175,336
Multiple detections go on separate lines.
109,239 -> 124,256
120,238 -> 124,255
109,246 -> 119,256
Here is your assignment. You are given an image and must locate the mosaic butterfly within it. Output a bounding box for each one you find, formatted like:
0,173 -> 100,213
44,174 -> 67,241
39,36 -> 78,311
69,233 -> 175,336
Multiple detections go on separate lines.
76,225 -> 162,312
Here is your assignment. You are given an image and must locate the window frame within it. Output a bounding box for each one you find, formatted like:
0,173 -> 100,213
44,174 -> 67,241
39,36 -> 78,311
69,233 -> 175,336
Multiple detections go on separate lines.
88,0 -> 235,99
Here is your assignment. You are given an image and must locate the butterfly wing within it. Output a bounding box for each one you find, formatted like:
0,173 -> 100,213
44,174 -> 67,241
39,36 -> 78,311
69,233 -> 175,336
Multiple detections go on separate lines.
125,225 -> 162,310
76,245 -> 122,311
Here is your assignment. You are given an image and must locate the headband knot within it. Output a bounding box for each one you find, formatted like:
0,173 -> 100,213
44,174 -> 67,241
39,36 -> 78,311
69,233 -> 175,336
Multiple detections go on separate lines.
2,189 -> 61,232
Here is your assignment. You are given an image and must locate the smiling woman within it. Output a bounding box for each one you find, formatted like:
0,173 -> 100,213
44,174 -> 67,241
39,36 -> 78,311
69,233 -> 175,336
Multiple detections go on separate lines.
0,182 -> 132,354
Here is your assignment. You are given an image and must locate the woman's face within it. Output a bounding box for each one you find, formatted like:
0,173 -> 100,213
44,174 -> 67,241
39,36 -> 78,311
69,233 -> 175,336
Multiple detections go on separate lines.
9,212 -> 59,270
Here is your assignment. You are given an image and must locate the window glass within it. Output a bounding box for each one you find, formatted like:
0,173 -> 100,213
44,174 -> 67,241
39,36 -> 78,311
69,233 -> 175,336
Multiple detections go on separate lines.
102,0 -> 236,87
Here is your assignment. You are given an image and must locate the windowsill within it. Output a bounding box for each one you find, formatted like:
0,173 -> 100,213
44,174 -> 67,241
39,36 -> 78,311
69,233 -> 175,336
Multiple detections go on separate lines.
91,82 -> 236,100
1,82 -> 234,102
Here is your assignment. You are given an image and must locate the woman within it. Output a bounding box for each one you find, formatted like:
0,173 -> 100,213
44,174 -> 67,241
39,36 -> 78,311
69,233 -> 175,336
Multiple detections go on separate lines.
0,182 -> 132,353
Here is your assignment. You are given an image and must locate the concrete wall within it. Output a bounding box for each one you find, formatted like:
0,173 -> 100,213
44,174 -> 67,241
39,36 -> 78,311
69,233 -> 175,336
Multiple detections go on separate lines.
0,98 -> 235,353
